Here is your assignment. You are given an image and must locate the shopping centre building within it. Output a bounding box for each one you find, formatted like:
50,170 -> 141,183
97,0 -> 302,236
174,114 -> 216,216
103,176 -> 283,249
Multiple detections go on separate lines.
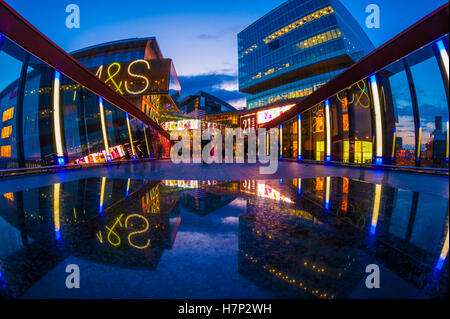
0,3 -> 178,169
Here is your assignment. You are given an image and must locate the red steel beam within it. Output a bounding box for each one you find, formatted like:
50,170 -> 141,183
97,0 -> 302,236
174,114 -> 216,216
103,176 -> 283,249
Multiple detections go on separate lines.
0,0 -> 169,139
262,3 -> 449,129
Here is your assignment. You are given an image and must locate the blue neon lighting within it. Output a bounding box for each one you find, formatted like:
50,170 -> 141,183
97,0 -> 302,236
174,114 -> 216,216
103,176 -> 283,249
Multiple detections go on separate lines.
133,155 -> 137,160
375,157 -> 383,165
435,257 -> 445,271
106,156 -> 112,162
370,75 -> 377,85
55,230 -> 61,240
57,157 -> 65,165
325,155 -> 331,162
436,39 -> 446,52
298,155 -> 302,161
370,225 -> 376,235
126,114 -> 129,120
54,70 -> 61,81
325,99 -> 330,108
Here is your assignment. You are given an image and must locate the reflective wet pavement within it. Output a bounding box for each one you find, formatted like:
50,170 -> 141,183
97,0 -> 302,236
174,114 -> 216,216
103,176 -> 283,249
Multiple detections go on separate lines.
0,177 -> 448,299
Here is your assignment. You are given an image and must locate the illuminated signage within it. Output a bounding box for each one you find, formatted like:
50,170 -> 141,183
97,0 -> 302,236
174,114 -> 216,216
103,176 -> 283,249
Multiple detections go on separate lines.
162,120 -> 200,131
162,180 -> 199,189
257,183 -> 292,203
257,105 -> 295,125
94,59 -> 173,96
240,113 -> 257,132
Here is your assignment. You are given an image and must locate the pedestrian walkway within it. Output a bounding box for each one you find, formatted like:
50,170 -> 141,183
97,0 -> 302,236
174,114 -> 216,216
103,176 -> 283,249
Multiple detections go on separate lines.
1,160 -> 448,198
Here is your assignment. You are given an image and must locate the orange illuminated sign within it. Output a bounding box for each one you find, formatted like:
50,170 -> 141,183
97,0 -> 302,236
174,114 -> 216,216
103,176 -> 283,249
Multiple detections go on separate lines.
257,105 -> 295,124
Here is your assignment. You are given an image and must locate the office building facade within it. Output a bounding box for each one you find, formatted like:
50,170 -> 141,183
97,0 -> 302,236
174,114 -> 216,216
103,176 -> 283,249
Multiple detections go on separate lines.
238,0 -> 374,109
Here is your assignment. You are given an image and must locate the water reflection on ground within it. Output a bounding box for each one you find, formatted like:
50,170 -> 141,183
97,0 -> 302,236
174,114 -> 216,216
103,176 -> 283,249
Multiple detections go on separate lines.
0,177 -> 448,299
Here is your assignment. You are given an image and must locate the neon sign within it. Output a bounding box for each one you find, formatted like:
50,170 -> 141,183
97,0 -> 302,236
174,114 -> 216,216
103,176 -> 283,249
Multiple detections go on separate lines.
257,105 -> 295,124
94,59 -> 172,96
161,120 -> 200,131
257,183 -> 292,203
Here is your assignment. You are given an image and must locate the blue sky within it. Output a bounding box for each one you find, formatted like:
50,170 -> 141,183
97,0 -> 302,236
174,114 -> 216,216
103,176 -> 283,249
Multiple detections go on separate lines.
4,0 -> 448,108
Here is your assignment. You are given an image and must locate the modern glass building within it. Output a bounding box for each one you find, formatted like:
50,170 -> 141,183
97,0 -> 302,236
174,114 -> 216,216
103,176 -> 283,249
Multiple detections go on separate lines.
238,0 -> 374,109
178,91 -> 236,119
0,1 -> 177,170
263,4 -> 449,169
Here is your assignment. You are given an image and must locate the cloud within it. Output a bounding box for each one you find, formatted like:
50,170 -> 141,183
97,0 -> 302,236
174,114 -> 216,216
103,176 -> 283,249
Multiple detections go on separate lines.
197,34 -> 219,40
178,73 -> 246,109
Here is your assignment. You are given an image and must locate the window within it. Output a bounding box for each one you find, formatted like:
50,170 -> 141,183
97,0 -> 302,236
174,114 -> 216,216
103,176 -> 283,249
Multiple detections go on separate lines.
1,125 -> 12,139
1,145 -> 11,158
2,107 -> 14,122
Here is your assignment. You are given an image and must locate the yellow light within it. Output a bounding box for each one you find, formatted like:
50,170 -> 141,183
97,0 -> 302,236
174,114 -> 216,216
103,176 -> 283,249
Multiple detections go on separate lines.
125,214 -> 150,249
99,97 -> 110,156
53,71 -> 64,157
143,126 -> 151,157
99,177 -> 106,211
371,184 -> 382,234
126,115 -> 136,157
1,126 -> 12,139
417,126 -> 422,160
370,76 -> 383,158
1,145 -> 11,158
125,59 -> 150,95
439,230 -> 449,261
392,131 -> 396,158
2,107 -> 14,122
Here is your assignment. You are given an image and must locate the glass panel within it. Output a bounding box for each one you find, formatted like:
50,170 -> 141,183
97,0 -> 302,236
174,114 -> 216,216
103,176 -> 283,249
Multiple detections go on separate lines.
23,56 -> 54,167
388,69 -> 416,166
410,56 -> 449,168
0,36 -> 26,169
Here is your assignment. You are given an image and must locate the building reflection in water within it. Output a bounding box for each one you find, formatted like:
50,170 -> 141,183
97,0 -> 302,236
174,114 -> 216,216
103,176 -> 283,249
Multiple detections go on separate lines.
0,178 -> 181,297
236,178 -> 448,298
0,177 -> 447,298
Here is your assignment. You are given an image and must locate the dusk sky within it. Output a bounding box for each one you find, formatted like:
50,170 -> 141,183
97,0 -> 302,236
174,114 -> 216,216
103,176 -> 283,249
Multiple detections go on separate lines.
5,0 -> 448,108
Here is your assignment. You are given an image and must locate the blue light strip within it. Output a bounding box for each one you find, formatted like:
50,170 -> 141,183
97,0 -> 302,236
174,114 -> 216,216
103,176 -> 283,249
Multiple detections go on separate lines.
325,100 -> 331,161
279,124 -> 283,159
298,114 -> 302,160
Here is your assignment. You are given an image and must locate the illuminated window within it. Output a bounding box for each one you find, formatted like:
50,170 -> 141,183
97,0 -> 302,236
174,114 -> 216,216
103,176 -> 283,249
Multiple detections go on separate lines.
297,28 -> 342,50
354,141 -> 373,163
1,145 -> 12,158
316,141 -> 324,161
2,107 -> 14,122
1,126 -> 12,139
3,192 -> 14,201
264,6 -> 334,44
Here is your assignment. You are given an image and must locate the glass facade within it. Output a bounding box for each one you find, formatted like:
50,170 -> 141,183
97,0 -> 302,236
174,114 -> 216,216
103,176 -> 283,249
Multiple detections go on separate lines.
281,35 -> 449,169
0,33 -> 163,170
238,0 -> 374,109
